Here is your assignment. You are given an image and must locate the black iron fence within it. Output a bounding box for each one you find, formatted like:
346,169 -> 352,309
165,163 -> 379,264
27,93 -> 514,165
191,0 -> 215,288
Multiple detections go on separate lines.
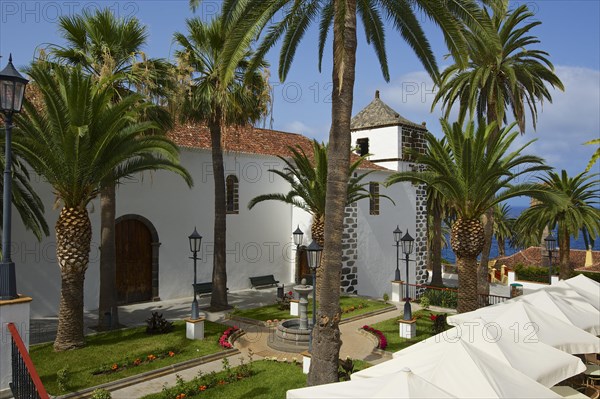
478,293 -> 511,307
403,283 -> 510,310
8,322 -> 49,399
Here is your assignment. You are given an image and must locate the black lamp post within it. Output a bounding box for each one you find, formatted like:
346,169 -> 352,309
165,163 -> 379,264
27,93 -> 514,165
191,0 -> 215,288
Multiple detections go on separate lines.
401,231 -> 414,320
0,54 -> 28,300
305,239 -> 322,351
544,232 -> 556,285
393,226 -> 402,281
189,228 -> 202,319
293,226 -> 304,284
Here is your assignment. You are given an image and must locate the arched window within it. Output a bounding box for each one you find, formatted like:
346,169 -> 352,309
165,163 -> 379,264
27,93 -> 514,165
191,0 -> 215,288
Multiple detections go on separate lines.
226,175 -> 239,214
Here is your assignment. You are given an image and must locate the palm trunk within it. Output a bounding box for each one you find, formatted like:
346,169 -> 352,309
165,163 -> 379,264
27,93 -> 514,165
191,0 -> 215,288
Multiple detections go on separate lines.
451,218 -> 484,313
498,238 -> 506,257
558,223 -> 571,279
54,207 -> 92,351
308,0 -> 357,387
478,208 -> 493,295
98,183 -> 119,329
430,205 -> 444,287
209,113 -> 229,310
311,214 -> 325,246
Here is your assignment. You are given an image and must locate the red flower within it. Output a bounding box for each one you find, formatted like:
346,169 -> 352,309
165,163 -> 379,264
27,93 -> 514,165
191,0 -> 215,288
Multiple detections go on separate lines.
168,351 -> 175,357
430,314 -> 438,321
111,363 -> 118,371
133,358 -> 141,366
199,385 -> 207,391
288,291 -> 293,296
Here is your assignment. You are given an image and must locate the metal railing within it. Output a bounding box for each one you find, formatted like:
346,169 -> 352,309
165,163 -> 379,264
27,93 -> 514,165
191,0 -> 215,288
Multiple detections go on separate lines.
7,322 -> 49,399
403,283 -> 510,310
478,293 -> 510,308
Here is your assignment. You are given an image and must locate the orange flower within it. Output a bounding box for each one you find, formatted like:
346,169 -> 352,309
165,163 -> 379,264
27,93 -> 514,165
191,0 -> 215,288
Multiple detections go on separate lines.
199,385 -> 207,391
147,354 -> 156,361
168,351 -> 175,357
218,380 -> 226,385
133,358 -> 141,366
111,364 -> 118,371
176,394 -> 186,399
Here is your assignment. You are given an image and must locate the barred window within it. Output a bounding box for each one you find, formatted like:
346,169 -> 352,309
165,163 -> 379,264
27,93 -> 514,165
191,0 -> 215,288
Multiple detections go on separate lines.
226,175 -> 239,214
369,182 -> 379,215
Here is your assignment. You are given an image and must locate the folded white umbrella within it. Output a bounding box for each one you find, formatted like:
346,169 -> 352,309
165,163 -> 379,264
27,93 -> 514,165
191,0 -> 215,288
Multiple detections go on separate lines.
562,274 -> 600,310
286,367 -> 456,398
352,338 -> 562,398
515,289 -> 600,335
392,318 -> 585,387
447,301 -> 600,354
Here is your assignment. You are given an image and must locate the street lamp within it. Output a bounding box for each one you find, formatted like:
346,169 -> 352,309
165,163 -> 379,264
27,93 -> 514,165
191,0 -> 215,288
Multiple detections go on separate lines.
393,226 -> 402,281
189,228 -> 202,320
305,239 -> 322,351
544,232 -> 556,285
0,54 -> 28,300
293,226 -> 304,284
401,231 -> 414,320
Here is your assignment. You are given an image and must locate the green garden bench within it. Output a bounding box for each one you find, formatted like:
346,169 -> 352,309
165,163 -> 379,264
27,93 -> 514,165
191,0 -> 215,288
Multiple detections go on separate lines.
249,275 -> 279,288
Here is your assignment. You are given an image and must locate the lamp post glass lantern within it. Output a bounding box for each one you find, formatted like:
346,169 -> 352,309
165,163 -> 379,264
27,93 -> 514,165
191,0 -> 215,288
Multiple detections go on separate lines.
189,228 -> 202,319
305,239 -> 322,351
0,54 -> 28,300
293,226 -> 304,284
544,232 -> 556,285
401,231 -> 414,320
393,226 -> 402,281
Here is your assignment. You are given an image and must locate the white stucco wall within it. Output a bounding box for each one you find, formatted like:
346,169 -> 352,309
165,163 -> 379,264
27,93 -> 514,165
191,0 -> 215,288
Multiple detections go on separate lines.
351,126 -> 400,162
355,169 -> 417,299
12,148 -> 304,317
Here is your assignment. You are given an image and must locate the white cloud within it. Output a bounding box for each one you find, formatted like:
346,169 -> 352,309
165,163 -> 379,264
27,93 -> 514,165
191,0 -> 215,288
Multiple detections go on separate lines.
281,120 -> 329,142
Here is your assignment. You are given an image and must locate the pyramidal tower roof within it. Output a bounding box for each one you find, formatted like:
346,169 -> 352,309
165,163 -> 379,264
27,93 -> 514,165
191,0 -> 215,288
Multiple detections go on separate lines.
351,90 -> 423,130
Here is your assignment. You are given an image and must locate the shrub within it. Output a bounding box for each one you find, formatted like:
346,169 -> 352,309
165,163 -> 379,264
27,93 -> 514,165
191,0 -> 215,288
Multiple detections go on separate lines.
574,271 -> 600,283
420,288 -> 457,309
146,312 -> 173,335
90,388 -> 112,399
362,325 -> 387,350
56,368 -> 70,393
218,326 -> 239,348
276,290 -> 294,310
430,313 -> 449,335
382,293 -> 389,302
338,357 -> 355,381
515,263 -> 557,283
419,296 -> 431,309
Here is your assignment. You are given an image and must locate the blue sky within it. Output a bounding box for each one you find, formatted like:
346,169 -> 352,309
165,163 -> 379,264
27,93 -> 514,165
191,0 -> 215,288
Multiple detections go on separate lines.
1,0 -> 599,195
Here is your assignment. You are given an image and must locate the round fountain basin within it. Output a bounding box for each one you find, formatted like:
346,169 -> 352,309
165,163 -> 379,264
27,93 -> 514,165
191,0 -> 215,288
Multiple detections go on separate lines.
267,319 -> 313,353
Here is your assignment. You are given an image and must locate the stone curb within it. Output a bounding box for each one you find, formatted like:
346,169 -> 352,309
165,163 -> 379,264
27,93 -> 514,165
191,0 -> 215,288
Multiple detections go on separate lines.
357,328 -> 392,359
53,348 -> 240,399
339,305 -> 397,325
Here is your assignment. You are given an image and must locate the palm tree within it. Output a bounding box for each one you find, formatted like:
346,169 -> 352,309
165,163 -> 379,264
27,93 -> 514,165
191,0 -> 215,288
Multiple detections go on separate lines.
584,138 -> 599,172
426,181 -> 451,287
47,9 -> 182,328
386,120 -> 557,313
194,0 -> 493,385
493,203 -> 515,257
432,2 -> 564,295
248,140 -> 383,245
14,62 -> 189,351
173,17 -> 269,310
515,170 -> 600,279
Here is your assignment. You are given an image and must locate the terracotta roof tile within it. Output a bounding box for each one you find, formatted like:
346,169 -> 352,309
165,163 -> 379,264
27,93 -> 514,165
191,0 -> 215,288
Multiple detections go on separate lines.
494,246 -> 600,270
168,123 -> 387,170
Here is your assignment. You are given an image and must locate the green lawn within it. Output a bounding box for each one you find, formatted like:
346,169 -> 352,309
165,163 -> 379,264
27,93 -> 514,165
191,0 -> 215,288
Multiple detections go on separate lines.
142,360 -> 307,399
232,296 -> 391,322
370,310 -> 448,353
30,321 -> 229,395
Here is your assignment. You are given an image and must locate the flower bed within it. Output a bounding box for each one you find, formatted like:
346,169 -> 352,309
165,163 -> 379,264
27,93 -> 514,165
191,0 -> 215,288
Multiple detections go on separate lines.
361,325 -> 387,350
218,326 -> 240,349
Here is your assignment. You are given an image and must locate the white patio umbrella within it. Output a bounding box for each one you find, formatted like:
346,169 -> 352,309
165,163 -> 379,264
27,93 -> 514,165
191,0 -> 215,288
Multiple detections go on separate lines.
561,274 -> 600,310
516,289 -> 600,335
392,318 -> 585,387
352,338 -> 562,398
447,301 -> 600,354
286,367 -> 456,398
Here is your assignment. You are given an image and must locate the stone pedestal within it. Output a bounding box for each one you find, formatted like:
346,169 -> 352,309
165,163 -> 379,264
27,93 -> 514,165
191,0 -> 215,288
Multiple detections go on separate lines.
0,296 -> 32,397
301,351 -> 311,374
290,299 -> 299,316
185,317 -> 205,340
398,318 -> 417,339
391,281 -> 403,303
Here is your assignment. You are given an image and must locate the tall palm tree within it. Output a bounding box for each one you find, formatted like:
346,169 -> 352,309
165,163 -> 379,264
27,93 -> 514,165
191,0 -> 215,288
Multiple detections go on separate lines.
493,203 -> 515,257
248,140 -> 383,245
386,120 -> 557,313
515,170 -> 600,279
432,2 -> 564,295
14,62 -> 189,351
426,174 -> 452,287
193,0 -> 493,385
173,17 -> 269,310
47,9 -> 182,328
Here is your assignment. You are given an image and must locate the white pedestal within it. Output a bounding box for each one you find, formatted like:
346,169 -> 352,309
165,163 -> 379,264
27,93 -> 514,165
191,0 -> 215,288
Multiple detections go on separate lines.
0,296 -> 32,396
290,300 -> 299,316
391,281 -> 403,303
399,319 -> 417,339
185,317 -> 205,340
302,351 -> 311,374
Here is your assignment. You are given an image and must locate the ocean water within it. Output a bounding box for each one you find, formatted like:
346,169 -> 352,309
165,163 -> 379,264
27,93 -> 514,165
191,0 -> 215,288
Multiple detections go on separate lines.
441,206 -> 600,264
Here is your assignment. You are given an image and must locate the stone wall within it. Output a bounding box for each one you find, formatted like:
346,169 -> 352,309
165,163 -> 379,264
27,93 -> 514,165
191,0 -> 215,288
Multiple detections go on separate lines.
414,183 -> 428,286
341,203 -> 358,293
401,124 -> 428,161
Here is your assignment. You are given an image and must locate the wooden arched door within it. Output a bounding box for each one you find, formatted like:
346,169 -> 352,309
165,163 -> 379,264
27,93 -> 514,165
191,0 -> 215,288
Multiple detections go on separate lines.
116,218 -> 153,304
